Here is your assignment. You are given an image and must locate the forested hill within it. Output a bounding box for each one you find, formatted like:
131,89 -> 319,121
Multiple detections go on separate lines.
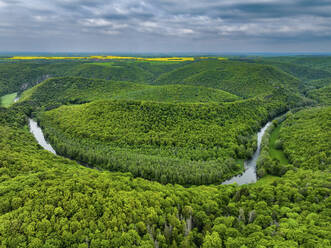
0,60 -> 183,96
21,77 -> 240,109
0,58 -> 306,99
154,60 -> 300,98
260,56 -> 331,72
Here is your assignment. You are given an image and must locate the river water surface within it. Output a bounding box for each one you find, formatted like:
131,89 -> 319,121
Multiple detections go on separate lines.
29,119 -> 57,155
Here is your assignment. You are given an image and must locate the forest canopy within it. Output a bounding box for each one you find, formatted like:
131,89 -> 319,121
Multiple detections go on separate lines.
0,56 -> 330,247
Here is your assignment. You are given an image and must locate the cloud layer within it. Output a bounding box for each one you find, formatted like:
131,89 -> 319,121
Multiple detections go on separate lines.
0,0 -> 330,53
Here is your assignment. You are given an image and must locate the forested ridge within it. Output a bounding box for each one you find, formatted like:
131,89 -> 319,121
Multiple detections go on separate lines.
0,56 -> 330,247
154,60 -> 300,98
21,77 -> 240,109
0,60 -> 185,97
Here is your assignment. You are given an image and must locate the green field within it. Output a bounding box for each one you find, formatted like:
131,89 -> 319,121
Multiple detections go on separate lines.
0,92 -> 17,107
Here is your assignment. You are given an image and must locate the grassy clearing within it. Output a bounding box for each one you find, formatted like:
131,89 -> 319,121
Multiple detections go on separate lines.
0,92 -> 17,107
269,125 -> 289,164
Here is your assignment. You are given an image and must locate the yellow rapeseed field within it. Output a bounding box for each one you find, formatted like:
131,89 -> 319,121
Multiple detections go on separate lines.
9,56 -> 227,62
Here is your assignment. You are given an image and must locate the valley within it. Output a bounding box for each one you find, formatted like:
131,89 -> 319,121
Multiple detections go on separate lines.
0,56 -> 330,247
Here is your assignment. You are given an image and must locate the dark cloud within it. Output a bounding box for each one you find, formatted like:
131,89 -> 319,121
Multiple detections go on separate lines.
0,0 -> 330,53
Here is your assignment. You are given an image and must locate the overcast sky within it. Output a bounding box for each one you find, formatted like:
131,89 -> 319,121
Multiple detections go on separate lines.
0,0 -> 331,54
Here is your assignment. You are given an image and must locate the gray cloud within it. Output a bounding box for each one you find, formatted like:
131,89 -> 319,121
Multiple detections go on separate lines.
0,0 -> 330,53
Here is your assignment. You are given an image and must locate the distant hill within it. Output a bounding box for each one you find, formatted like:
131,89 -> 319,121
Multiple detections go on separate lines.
261,56 -> 331,73
0,60 -> 183,96
155,60 -> 300,98
64,63 -> 154,83
112,84 -> 240,103
256,61 -> 331,81
307,84 -> 331,105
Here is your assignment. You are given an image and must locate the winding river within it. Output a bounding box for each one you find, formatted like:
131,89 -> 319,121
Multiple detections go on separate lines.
28,118 -> 272,185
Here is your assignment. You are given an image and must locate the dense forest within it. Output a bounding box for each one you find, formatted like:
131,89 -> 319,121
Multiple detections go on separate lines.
36,88 -> 298,185
0,60 -> 185,96
0,56 -> 330,247
154,60 -> 300,98
21,77 -> 240,109
280,107 -> 331,169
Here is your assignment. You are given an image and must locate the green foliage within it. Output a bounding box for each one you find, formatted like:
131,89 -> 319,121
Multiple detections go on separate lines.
0,61 -> 91,96
261,56 -> 331,73
257,115 -> 292,178
39,97 -> 284,185
155,60 -> 300,98
0,111 -> 330,247
307,84 -> 331,105
113,84 -> 240,103
21,77 -> 149,109
268,125 -> 289,165
280,107 -> 331,170
0,57 -> 330,247
21,77 -> 240,109
0,92 -> 17,107
64,62 -> 154,83
28,85 -> 303,185
0,60 -> 181,97
257,60 -> 331,81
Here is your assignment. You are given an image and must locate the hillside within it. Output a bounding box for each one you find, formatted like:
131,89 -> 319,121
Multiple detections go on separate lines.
256,60 -> 331,81
0,62 -> 48,96
22,77 -> 240,109
113,84 -> 240,103
280,107 -> 331,169
21,77 -> 148,108
307,85 -> 331,105
64,63 -> 154,83
0,60 -> 184,97
155,60 -> 300,98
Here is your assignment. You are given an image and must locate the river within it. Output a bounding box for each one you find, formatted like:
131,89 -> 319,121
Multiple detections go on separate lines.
28,117 -> 272,185
29,119 -> 57,155
222,121 -> 272,185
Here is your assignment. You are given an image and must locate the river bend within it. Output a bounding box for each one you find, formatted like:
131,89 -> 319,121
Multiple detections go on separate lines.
29,118 -> 272,185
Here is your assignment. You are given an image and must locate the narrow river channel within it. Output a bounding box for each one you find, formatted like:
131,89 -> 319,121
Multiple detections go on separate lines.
222,121 -> 272,185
